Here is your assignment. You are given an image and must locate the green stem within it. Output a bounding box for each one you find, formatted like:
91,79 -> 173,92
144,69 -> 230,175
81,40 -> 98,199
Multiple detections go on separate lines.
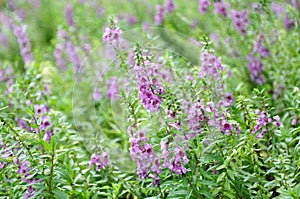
3,119 -> 34,159
48,146 -> 55,198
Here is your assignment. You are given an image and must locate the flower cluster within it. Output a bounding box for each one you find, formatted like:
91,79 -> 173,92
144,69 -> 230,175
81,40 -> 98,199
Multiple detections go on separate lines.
128,127 -> 161,184
64,4 -> 75,27
184,101 -> 205,135
165,0 -> 176,13
34,104 -> 52,142
127,14 -> 138,26
54,29 -> 68,70
247,34 -> 270,85
13,158 -> 40,199
214,0 -> 230,17
161,142 -> 189,175
54,28 -> 81,72
138,76 -> 164,112
65,40 -> 81,72
284,16 -> 294,31
252,110 -> 282,138
1,33 -> 8,47
231,9 -> 249,35
131,47 -> 165,112
12,24 -> 33,64
102,26 -> 122,44
93,87 -> 102,101
270,3 -> 295,31
89,152 -> 110,171
154,5 -> 165,25
106,76 -> 120,101
154,0 -> 176,25
291,117 -> 298,126
199,0 -> 211,14
0,135 -> 11,169
199,51 -> 223,80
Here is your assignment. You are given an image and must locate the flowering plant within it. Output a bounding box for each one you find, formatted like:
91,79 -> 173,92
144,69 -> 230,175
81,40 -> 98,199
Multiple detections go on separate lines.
0,0 -> 299,198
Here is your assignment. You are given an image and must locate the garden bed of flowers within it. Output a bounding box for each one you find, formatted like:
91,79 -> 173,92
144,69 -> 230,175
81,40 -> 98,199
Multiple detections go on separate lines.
0,0 -> 299,198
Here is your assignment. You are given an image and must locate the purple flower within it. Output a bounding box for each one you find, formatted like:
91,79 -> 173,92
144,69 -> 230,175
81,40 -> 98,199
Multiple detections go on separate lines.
134,62 -> 165,112
247,55 -> 265,85
54,44 -> 66,70
40,116 -> 51,131
273,115 -> 282,127
221,121 -> 232,135
210,32 -> 219,46
231,9 -> 249,35
251,111 -> 275,138
12,24 -> 33,64
16,117 -> 30,132
214,0 -> 230,17
102,27 -> 122,44
291,117 -> 298,126
256,128 -> 267,138
235,124 -> 241,135
26,100 -> 31,106
225,92 -> 234,106
143,21 -> 152,31
160,141 -> 189,175
271,3 -> 285,16
97,7 -> 105,18
174,146 -> 188,164
64,4 -> 75,27
17,161 -> 30,175
34,104 -> 47,116
106,76 -> 120,101
152,176 -> 161,186
24,185 -> 35,199
66,41 -> 81,72
129,128 -> 161,180
199,0 -> 211,14
155,5 -> 165,25
199,51 -> 223,80
185,101 -> 205,134
289,0 -> 300,9
0,163 -> 4,169
165,0 -> 176,13
93,87 -> 102,101
151,158 -> 162,175
127,15 -> 138,26
45,130 -> 52,143
0,33 -> 8,47
89,152 -> 110,171
284,16 -> 294,31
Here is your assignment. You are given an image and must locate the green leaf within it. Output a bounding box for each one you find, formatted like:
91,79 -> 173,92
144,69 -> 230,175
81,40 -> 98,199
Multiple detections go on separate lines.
53,190 -> 70,199
40,140 -> 52,151
217,172 -> 226,183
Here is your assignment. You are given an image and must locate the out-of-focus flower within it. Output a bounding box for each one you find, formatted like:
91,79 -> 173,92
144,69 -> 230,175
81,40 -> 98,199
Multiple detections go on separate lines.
102,27 -> 122,44
165,0 -> 176,13
284,16 -> 294,31
106,76 -> 120,101
273,115 -> 282,127
90,152 -> 110,171
155,5 -> 165,25
13,24 -> 33,64
291,117 -> 298,126
214,0 -> 230,17
93,87 -> 102,101
127,15 -> 138,26
64,4 -> 75,27
231,9 -> 249,35
199,0 -> 211,14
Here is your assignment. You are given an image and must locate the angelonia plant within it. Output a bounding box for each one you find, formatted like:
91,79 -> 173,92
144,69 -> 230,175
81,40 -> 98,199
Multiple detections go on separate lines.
0,0 -> 299,198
